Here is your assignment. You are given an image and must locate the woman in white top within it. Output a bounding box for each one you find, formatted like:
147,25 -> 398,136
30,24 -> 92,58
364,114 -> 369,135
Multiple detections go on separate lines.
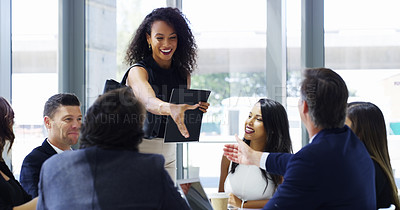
219,98 -> 292,209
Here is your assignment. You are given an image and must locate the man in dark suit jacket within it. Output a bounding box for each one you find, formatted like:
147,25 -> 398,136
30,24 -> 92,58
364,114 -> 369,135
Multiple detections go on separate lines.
224,68 -> 376,209
20,93 -> 82,198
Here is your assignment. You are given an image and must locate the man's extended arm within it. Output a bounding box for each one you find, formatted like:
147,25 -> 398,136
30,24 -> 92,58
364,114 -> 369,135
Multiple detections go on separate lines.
223,135 -> 263,166
223,135 -> 292,175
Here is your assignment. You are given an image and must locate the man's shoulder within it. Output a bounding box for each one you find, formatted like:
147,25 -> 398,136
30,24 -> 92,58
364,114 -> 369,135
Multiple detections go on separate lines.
23,141 -> 56,162
42,148 -> 165,175
315,126 -> 355,141
294,126 -> 368,162
41,150 -> 82,171
105,149 -> 165,166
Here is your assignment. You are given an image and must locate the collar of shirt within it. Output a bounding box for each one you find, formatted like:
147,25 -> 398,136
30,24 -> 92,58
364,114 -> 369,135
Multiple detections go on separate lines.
309,133 -> 317,144
46,139 -> 71,154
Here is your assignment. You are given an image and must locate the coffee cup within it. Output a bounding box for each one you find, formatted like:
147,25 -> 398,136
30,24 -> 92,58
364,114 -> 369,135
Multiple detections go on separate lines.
209,192 -> 229,210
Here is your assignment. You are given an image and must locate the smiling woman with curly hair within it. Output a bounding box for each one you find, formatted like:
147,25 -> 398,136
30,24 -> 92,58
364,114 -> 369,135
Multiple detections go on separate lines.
124,7 -> 209,182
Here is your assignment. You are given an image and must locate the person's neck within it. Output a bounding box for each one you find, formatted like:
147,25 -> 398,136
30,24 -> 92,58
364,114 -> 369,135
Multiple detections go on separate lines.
47,138 -> 70,151
307,124 -> 322,139
249,139 -> 266,152
152,55 -> 171,69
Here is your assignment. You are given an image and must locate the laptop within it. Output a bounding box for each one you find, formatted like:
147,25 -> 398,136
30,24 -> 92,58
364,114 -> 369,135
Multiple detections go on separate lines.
177,178 -> 213,210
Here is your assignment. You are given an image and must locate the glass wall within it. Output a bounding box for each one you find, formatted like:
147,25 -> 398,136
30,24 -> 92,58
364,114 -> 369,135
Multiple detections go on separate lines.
7,0 -> 399,192
116,0 -> 167,76
11,0 -> 59,178
182,0 -> 268,192
325,0 -> 400,187
286,0 -> 302,153
85,0 -> 167,106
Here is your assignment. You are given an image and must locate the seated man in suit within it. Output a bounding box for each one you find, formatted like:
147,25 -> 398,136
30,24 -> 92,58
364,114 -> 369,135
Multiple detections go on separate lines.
37,87 -> 190,209
224,68 -> 376,209
20,93 -> 82,198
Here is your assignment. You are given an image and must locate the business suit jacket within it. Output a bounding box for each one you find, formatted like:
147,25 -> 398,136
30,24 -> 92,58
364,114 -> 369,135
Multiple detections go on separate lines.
36,146 -> 190,210
264,126 -> 376,210
20,139 -> 57,198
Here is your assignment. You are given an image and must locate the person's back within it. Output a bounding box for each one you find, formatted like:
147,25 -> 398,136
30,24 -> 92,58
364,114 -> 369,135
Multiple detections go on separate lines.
37,147 -> 188,209
347,102 -> 400,209
267,126 -> 375,209
36,87 -> 189,210
264,68 -> 375,209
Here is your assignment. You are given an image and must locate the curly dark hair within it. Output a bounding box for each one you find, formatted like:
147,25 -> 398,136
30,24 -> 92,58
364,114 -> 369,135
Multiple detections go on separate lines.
80,87 -> 146,151
0,97 -> 15,156
125,7 -> 197,78
231,99 -> 293,193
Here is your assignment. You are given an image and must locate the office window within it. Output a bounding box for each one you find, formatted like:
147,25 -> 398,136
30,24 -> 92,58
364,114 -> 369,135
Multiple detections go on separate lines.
183,0 -> 268,192
286,0 -> 302,153
116,0 -> 167,78
11,0 -> 59,178
325,0 -> 400,187
85,0 -> 166,106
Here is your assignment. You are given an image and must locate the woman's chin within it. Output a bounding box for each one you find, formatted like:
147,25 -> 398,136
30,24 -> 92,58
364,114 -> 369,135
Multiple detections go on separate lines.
243,133 -> 253,140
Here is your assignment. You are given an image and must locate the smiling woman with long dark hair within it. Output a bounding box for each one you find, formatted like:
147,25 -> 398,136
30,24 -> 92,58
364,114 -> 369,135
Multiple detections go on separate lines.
219,98 -> 292,209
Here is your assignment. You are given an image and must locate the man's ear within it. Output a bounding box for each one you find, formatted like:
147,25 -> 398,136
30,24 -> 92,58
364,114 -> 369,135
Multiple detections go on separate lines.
44,116 -> 51,129
303,100 -> 309,114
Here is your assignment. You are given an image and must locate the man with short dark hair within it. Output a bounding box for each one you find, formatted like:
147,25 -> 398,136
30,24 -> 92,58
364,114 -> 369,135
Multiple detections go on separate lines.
224,68 -> 376,209
20,93 -> 82,198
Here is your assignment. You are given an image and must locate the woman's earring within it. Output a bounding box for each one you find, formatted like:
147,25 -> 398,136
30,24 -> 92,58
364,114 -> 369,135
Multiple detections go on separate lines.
148,43 -> 151,50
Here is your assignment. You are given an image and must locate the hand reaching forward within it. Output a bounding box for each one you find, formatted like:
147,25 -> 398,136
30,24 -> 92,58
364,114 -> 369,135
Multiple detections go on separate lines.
170,103 -> 199,138
223,134 -> 263,166
198,101 -> 210,113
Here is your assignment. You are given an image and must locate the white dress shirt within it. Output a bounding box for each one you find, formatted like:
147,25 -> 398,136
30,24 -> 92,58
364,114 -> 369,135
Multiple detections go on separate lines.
46,139 -> 71,154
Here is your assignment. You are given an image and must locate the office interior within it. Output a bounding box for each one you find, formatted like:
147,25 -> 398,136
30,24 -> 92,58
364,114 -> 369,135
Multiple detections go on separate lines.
1,0 -> 399,194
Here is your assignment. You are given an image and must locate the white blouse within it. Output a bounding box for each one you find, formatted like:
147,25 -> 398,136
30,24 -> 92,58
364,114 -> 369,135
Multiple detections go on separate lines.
224,164 -> 276,201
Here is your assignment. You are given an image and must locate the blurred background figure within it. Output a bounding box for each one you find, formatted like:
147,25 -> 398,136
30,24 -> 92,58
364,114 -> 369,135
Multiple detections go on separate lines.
0,97 -> 37,210
347,102 -> 400,209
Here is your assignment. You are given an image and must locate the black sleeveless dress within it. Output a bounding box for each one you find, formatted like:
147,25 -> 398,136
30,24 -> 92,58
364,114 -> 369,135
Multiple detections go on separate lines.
0,161 -> 31,210
134,56 -> 187,139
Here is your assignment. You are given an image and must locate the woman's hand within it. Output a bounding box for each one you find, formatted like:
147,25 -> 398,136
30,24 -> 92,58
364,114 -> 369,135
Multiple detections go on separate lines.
179,183 -> 191,195
170,103 -> 199,138
198,101 -> 210,113
228,193 -> 270,209
228,193 -> 243,208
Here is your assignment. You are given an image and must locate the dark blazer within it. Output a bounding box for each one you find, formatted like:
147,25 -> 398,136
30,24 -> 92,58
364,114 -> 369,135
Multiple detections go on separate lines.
37,146 -> 190,210
264,126 -> 376,210
20,139 -> 57,198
